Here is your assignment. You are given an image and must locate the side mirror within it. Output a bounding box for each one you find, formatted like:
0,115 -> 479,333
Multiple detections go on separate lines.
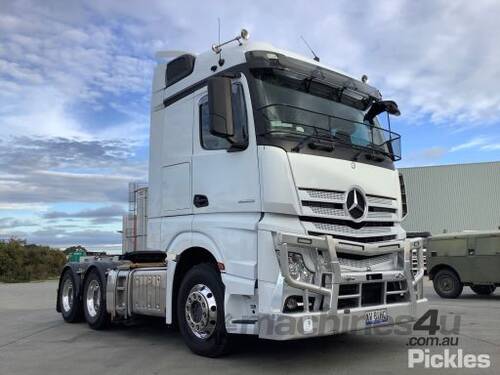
208,76 -> 234,139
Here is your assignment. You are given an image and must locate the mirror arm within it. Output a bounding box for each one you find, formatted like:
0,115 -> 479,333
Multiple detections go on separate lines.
214,72 -> 241,79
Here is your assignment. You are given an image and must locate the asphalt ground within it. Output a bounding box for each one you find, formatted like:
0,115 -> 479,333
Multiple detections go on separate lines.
0,278 -> 499,374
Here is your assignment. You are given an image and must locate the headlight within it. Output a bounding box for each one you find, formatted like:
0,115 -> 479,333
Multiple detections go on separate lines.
288,252 -> 314,284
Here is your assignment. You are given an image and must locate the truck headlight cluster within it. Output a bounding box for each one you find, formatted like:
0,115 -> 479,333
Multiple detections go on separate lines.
288,252 -> 314,284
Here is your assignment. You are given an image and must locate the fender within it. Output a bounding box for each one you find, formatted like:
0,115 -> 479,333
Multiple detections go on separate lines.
82,262 -> 117,285
165,230 -> 257,324
164,231 -> 224,324
428,263 -> 461,281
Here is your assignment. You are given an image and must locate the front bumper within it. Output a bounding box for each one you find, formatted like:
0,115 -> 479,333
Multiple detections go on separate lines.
259,233 -> 427,340
259,298 -> 428,340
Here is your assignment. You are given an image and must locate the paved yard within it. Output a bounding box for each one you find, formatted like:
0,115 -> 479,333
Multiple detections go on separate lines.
0,279 -> 499,374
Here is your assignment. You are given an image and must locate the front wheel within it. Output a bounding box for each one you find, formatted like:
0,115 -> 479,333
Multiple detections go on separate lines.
471,285 -> 496,295
177,263 -> 230,357
433,269 -> 463,298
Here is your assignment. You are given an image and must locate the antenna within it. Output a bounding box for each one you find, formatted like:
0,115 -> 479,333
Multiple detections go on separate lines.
300,35 -> 320,62
218,17 -> 221,45
217,18 -> 224,66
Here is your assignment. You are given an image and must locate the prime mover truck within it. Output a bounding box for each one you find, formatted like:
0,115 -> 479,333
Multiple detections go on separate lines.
56,30 -> 427,357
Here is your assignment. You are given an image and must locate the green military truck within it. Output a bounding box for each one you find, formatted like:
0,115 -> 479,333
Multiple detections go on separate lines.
427,231 -> 500,298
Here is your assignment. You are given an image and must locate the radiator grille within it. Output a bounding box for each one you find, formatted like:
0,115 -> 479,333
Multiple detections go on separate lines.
338,253 -> 394,269
311,222 -> 393,235
366,195 -> 395,206
300,188 -> 344,201
309,206 -> 346,217
299,187 -> 399,244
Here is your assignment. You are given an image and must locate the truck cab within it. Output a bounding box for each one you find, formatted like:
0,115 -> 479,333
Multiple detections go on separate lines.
57,32 -> 427,357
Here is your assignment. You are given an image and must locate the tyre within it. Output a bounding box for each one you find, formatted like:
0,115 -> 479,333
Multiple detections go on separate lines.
83,269 -> 110,330
433,269 -> 463,298
471,285 -> 496,295
177,263 -> 230,357
59,270 -> 83,323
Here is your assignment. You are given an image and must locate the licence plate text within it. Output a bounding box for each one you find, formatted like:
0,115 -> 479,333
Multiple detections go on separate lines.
365,308 -> 388,325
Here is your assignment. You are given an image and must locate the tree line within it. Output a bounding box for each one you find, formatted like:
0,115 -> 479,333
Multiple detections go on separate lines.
0,239 -> 67,283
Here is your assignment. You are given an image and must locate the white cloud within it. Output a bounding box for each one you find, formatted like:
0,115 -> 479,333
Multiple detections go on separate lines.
0,136 -> 146,205
2,0 -> 500,138
450,137 -> 488,152
450,136 -> 500,152
421,147 -> 447,159
0,4 -> 153,142
481,143 -> 500,151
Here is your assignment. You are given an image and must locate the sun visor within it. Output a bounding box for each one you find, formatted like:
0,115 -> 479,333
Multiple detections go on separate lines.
246,50 -> 382,109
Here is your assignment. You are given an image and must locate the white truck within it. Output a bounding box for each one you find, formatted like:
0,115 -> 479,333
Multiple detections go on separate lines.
56,30 -> 427,357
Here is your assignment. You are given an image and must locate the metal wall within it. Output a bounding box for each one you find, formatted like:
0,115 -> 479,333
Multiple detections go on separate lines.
400,162 -> 500,234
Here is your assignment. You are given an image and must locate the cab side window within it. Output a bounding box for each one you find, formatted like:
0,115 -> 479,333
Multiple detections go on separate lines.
199,83 -> 247,150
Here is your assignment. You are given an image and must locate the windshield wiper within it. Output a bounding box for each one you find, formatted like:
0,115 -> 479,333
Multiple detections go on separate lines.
291,129 -> 340,152
352,147 -> 388,162
292,136 -> 335,153
291,134 -> 314,152
308,139 -> 335,152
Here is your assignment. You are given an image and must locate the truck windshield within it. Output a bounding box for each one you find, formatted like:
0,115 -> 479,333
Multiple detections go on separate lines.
248,62 -> 401,161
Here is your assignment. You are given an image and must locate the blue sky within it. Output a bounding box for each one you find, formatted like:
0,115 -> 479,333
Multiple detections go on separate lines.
0,0 -> 499,249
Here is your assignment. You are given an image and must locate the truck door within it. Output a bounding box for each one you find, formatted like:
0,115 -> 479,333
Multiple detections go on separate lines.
191,77 -> 260,215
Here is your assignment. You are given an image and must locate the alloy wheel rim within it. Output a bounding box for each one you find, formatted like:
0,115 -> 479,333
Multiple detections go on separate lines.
86,279 -> 101,318
62,278 -> 74,313
185,284 -> 218,339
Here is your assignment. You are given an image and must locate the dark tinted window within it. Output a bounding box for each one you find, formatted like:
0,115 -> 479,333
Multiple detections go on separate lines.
166,54 -> 195,87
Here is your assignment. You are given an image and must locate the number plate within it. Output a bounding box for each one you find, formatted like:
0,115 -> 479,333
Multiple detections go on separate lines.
365,308 -> 388,325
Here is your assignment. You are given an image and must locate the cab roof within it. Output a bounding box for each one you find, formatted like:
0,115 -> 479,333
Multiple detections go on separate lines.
153,41 -> 380,103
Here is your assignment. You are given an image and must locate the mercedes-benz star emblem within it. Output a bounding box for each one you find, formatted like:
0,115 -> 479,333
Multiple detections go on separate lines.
346,188 -> 366,220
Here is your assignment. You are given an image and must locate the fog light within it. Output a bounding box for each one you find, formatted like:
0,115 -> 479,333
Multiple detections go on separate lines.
288,252 -> 314,284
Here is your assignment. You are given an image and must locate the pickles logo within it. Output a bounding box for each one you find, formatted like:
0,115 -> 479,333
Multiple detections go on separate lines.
408,349 -> 490,369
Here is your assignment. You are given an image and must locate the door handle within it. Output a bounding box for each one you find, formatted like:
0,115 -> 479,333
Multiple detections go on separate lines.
193,194 -> 209,208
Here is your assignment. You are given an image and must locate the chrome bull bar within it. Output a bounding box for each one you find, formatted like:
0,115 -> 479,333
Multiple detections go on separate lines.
278,235 -> 340,312
276,233 -> 426,315
407,237 -> 425,299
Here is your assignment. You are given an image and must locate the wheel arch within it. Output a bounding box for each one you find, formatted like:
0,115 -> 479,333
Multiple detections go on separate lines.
169,246 -> 221,325
428,263 -> 461,281
82,262 -> 115,285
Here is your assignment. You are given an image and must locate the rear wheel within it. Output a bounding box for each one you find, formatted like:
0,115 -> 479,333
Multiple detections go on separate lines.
59,270 -> 83,322
433,269 -> 463,298
177,263 -> 230,357
471,285 -> 496,295
83,269 -> 109,329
